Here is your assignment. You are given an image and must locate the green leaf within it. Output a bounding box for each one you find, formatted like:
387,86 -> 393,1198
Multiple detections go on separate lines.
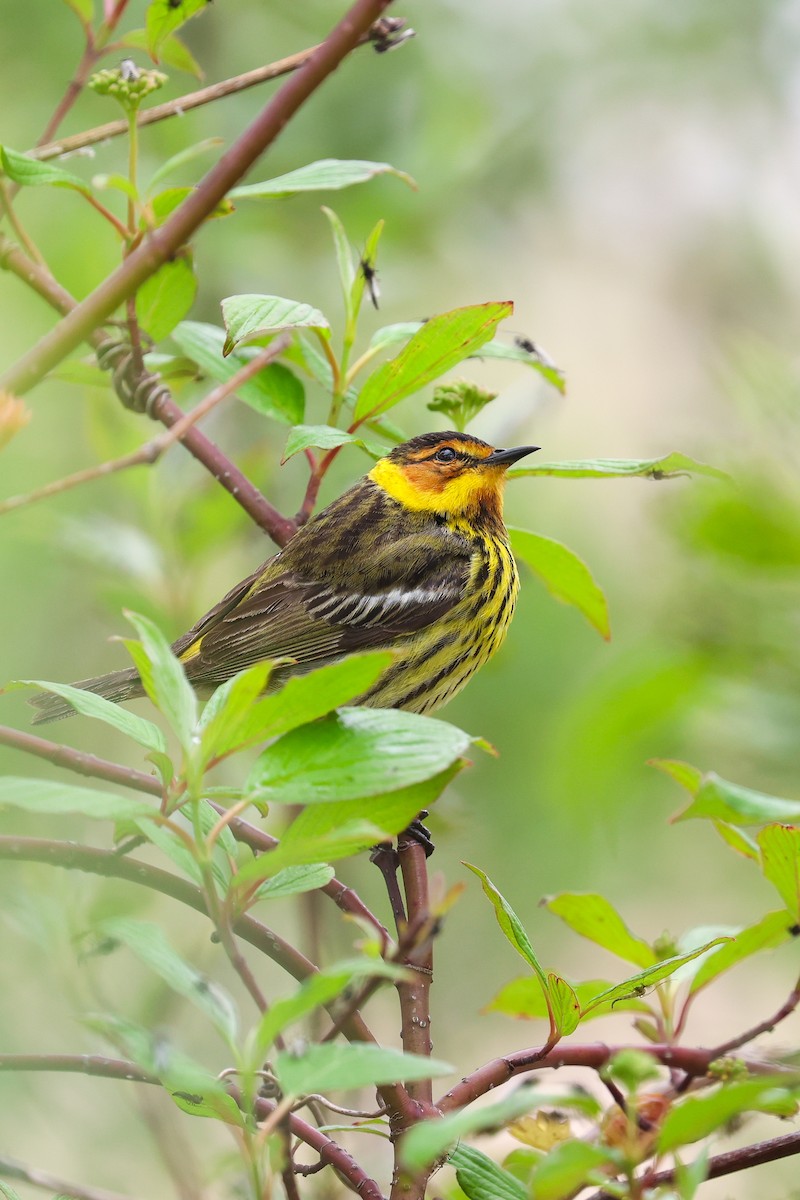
132,815 -> 202,885
470,335 -> 565,393
0,777 -> 153,821
581,939 -> 731,1014
122,610 -> 197,749
487,975 -> 651,1021
221,295 -> 330,356
121,27 -> 203,78
61,0 -> 93,24
322,206 -> 356,320
547,974 -> 582,1035
350,218 -> 385,321
759,825 -> 800,920
687,911 -> 792,995
148,138 -> 223,189
402,1089 -> 540,1171
275,1043 -> 453,1097
239,769 -> 459,880
650,758 -> 704,793
509,529 -> 610,640
449,1145 -> 527,1200
543,893 -> 656,968
171,321 -> 304,425
231,651 -> 395,747
1,146 -> 89,192
255,863 -> 335,901
250,958 -> 409,1059
658,1079 -> 800,1153
248,707 -> 472,804
509,453 -> 729,483
714,821 -> 760,862
198,662 -> 274,764
353,302 -> 513,421
281,424 -> 385,463
136,254 -> 197,343
146,0 -> 207,59
229,159 -> 416,200
464,863 -> 552,1007
675,1148 -> 709,1200
0,1184 -> 24,1200
527,1141 -> 618,1200
16,679 -> 167,756
99,918 -> 238,1043
660,766 -> 800,826
146,187 -> 233,227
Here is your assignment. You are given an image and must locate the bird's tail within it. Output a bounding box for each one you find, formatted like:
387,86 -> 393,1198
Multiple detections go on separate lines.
29,667 -> 144,724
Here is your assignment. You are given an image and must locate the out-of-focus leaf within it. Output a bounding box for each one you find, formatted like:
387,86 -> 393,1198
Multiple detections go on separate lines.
0,778 -> 152,821
509,453 -> 729,483
675,1148 -> 709,1200
281,424 -> 385,463
449,1145 -> 527,1200
146,187 -> 233,226
543,893 -> 655,968
401,1089 -> 539,1171
658,1079 -> 800,1153
714,821 -> 760,862
1,146 -> 88,192
354,302 -> 513,421
146,0 -> 207,59
509,529 -> 610,640
148,139 -> 223,188
527,1141 -> 618,1200
171,321 -> 303,425
122,610 -> 197,750
221,294 -> 330,356
275,1043 -> 452,1096
61,0 -> 93,23
135,254 -> 197,343
654,761 -> 800,825
581,939 -> 731,1014
99,918 -> 238,1043
759,825 -> 800,920
247,708 -> 472,804
230,158 -> 415,199
120,27 -> 203,77
688,910 -> 792,995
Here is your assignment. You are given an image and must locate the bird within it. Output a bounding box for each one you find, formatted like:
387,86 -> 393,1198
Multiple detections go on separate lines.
30,431 -> 538,724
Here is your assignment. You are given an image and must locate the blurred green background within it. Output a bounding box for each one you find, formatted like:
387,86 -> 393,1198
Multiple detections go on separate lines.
2,0 -> 800,1196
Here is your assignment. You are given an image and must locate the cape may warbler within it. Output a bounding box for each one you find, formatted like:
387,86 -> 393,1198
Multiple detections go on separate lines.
32,431 -> 538,722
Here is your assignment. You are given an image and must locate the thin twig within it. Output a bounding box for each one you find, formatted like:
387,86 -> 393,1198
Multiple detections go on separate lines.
0,1153 -> 134,1200
0,339 -> 288,517
1,0 -> 399,397
0,343 -> 287,520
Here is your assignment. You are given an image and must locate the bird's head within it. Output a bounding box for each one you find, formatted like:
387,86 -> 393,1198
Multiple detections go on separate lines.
369,431 -> 539,522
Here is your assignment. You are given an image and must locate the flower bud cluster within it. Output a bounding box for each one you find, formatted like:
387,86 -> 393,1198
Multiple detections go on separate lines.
89,62 -> 167,112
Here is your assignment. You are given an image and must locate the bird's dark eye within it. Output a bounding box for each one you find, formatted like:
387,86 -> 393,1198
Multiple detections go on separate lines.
433,447 -> 457,463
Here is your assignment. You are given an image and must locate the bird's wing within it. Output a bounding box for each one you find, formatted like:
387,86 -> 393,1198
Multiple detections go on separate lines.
179,532 -> 474,684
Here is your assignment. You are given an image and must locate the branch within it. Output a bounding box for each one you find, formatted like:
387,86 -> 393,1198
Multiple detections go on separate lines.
0,0 -> 398,396
396,836 -> 433,1110
0,1152 -> 134,1200
590,1129 -> 800,1199
436,1042 -> 788,1113
31,22 -> 407,163
0,338 -> 290,518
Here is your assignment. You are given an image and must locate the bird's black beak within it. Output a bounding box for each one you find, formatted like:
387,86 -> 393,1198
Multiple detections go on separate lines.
485,445 -> 540,467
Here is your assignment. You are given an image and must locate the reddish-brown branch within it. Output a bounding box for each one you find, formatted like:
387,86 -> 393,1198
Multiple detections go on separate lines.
0,1152 -> 133,1200
436,1042 -> 788,1113
0,0 -> 398,397
396,837 -> 433,1110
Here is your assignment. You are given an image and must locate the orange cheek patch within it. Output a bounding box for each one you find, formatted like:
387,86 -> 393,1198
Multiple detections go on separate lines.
403,463 -> 449,494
